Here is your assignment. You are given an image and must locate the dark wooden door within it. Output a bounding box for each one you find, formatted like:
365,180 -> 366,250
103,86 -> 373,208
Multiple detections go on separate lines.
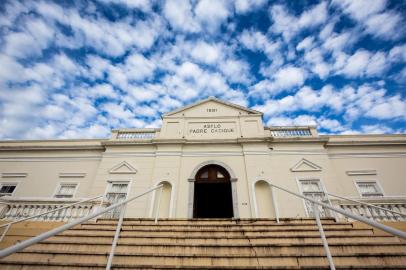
193,165 -> 233,218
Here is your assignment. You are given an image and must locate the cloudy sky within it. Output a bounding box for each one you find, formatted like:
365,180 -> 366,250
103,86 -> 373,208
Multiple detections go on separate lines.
0,0 -> 405,139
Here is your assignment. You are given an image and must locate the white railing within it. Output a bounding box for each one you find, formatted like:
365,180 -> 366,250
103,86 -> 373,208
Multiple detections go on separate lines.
269,128 -> 312,137
116,131 -> 155,139
327,193 -> 406,221
269,183 -> 406,270
0,185 -> 164,270
0,195 -> 106,242
0,197 -> 105,222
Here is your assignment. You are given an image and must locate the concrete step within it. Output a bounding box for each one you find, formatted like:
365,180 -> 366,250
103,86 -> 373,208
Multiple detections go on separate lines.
76,223 -> 354,231
1,218 -> 404,270
46,234 -> 399,245
60,228 -> 374,237
1,251 -> 406,268
1,264 -> 406,270
24,242 -> 406,256
91,218 -> 339,226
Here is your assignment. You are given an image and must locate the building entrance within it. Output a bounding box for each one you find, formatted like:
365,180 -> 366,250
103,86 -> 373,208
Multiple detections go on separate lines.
193,164 -> 233,218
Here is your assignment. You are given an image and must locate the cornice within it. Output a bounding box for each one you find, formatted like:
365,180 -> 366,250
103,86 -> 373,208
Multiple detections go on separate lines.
103,137 -> 269,146
325,140 -> 406,146
321,134 -> 406,146
270,137 -> 328,143
0,145 -> 105,151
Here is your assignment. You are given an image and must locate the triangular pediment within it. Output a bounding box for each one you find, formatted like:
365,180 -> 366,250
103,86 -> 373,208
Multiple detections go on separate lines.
290,159 -> 322,172
163,97 -> 262,117
109,161 -> 137,174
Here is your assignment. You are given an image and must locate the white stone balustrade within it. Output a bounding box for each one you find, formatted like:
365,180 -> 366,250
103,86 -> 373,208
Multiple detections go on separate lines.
269,128 -> 312,137
332,198 -> 406,221
0,198 -> 106,222
116,132 -> 155,139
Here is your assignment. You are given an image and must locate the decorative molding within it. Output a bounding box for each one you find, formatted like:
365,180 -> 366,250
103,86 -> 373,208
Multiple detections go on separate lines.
290,158 -> 322,172
1,173 -> 27,178
59,173 -> 86,178
346,170 -> 377,176
109,161 -> 137,174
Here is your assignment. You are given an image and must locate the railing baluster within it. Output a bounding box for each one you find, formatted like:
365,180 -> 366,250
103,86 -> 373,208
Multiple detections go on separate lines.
271,186 -> 280,223
313,204 -> 336,270
106,205 -> 126,270
0,185 -> 163,259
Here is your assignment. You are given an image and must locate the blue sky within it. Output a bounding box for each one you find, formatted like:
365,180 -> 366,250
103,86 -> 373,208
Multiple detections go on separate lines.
0,0 -> 405,139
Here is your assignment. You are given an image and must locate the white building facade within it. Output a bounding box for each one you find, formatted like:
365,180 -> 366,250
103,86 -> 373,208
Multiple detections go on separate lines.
1,97 -> 406,221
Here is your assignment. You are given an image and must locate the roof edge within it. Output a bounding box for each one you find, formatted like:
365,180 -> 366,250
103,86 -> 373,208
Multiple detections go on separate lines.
163,97 -> 263,117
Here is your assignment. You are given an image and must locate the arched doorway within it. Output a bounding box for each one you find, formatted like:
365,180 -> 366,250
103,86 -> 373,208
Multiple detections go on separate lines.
193,164 -> 233,218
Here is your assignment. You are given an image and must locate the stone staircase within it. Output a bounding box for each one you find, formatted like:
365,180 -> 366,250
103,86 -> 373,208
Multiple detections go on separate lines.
0,218 -> 406,269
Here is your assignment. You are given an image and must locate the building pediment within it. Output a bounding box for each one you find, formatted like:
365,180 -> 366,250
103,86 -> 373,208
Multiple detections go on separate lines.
290,158 -> 322,172
160,97 -> 265,140
109,161 -> 137,174
163,97 -> 262,118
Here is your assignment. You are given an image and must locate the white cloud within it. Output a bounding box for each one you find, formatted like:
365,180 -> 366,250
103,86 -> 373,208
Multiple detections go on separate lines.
360,124 -> 393,134
296,37 -> 315,51
163,0 -> 200,32
235,0 -> 267,14
298,2 -> 328,29
364,12 -> 403,40
195,0 -> 231,33
106,53 -> 156,90
333,0 -> 386,21
33,1 -> 161,57
3,32 -> 41,59
366,95 -> 406,120
389,45 -> 406,62
267,115 -> 317,127
272,66 -> 306,91
339,50 -> 370,77
88,84 -> 118,99
333,0 -> 403,40
99,0 -> 151,11
254,83 -> 406,127
251,66 -> 306,97
318,118 -> 346,132
270,2 -> 328,40
85,55 -> 110,79
124,53 -> 156,81
302,47 -> 330,79
337,49 -> 390,78
0,54 -> 26,84
218,58 -> 251,84
190,42 -> 221,65
239,30 -> 280,58
323,32 -> 354,53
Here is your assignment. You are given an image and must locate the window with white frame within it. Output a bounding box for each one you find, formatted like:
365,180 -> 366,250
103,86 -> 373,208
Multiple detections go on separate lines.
54,183 -> 78,198
0,183 -> 18,197
298,179 -> 330,217
356,181 -> 383,197
105,181 -> 129,218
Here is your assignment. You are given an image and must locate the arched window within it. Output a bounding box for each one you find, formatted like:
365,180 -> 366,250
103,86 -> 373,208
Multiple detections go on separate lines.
196,165 -> 230,182
151,181 -> 172,218
254,180 -> 275,218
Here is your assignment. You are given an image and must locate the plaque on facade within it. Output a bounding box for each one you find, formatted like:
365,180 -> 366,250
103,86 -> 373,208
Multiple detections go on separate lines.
187,122 -> 236,138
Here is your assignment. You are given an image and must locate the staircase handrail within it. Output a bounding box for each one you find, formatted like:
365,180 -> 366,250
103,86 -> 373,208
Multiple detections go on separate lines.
0,184 -> 163,260
270,183 -> 406,239
0,194 -> 106,242
270,183 -> 406,270
326,192 -> 406,217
